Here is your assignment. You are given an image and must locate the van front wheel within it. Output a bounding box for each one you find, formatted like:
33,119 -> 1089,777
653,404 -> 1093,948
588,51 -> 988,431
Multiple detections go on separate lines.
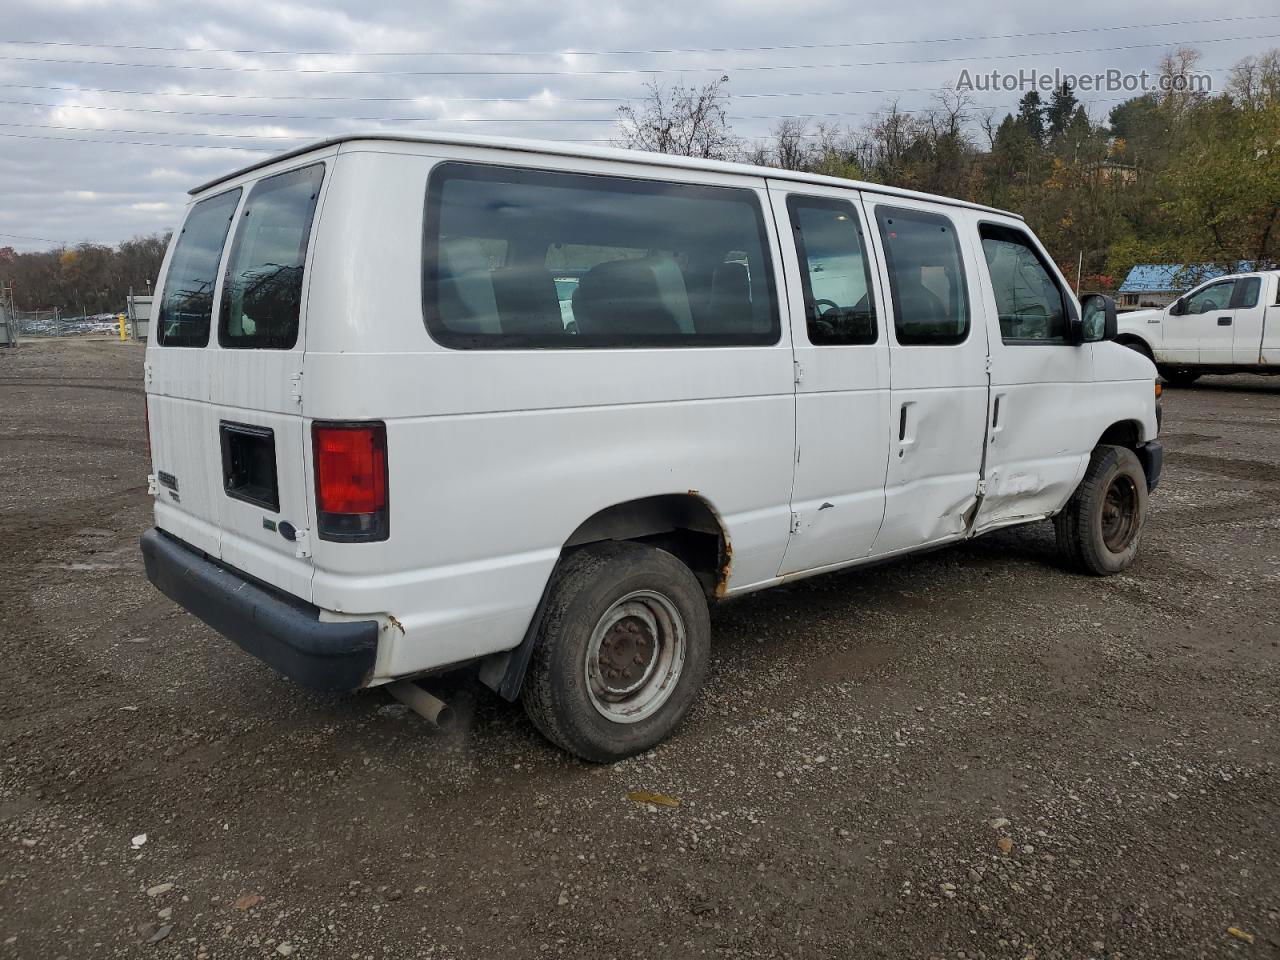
1054,444 -> 1149,576
521,541 -> 710,762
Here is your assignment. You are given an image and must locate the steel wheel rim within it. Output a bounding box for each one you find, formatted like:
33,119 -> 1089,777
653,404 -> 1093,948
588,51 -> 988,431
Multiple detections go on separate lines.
1101,474 -> 1140,552
584,590 -> 686,724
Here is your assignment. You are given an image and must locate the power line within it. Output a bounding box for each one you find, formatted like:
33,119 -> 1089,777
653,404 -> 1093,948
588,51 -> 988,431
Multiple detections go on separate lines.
0,101 -> 625,123
0,92 -> 1146,149
0,231 -> 95,245
0,94 -> 1146,128
2,14 -> 1275,58
0,33 -> 1273,76
0,129 -> 621,151
0,68 -> 1234,106
0,82 -> 634,103
0,130 -> 273,151
0,120 -> 304,140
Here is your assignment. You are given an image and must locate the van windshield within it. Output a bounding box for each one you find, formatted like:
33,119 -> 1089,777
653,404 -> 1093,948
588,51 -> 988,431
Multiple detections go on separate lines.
156,188 -> 241,347
219,163 -> 324,350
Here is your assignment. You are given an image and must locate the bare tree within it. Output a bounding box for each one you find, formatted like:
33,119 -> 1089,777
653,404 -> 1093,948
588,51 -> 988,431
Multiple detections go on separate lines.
1158,46 -> 1208,116
742,141 -> 771,167
858,102 -> 921,183
770,117 -> 811,171
615,76 -> 741,159
924,89 -> 974,141
977,108 -> 1002,150
1228,51 -> 1280,109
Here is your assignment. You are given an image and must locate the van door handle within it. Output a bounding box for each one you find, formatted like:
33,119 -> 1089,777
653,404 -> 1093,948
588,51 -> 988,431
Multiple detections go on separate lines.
989,393 -> 1007,445
1218,316 -> 1232,326
897,402 -> 917,453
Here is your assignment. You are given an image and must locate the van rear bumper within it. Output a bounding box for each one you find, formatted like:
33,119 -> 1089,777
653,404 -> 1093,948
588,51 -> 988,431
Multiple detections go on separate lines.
140,528 -> 378,692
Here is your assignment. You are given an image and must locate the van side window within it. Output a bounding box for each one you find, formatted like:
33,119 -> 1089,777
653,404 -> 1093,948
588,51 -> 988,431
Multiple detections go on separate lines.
978,223 -> 1068,343
423,162 -> 779,348
786,196 -> 877,345
875,207 -> 969,346
219,163 -> 324,350
156,188 -> 241,347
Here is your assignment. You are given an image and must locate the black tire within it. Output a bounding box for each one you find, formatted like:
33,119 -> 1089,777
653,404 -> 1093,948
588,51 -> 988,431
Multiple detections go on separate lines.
1158,367 -> 1200,387
1054,444 -> 1149,576
521,541 -> 710,762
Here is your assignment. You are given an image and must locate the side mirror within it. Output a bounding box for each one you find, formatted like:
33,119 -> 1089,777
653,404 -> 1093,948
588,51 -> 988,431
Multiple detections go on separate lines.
1080,293 -> 1117,343
1168,298 -> 1185,316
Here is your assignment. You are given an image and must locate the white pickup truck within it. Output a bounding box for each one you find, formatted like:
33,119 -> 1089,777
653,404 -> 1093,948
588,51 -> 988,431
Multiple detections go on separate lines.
1115,270 -> 1280,385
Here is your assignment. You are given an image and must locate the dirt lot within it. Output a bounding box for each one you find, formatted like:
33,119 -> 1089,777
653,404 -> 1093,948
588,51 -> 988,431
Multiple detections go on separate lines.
1,337 -> 1277,960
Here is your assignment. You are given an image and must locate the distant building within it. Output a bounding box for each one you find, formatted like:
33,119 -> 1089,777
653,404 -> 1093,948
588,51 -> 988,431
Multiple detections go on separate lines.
1087,160 -> 1139,185
1117,263 -> 1250,308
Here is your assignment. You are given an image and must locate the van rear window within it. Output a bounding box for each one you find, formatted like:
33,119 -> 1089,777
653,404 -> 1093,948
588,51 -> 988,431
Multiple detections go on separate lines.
219,163 -> 324,350
422,163 -> 779,349
156,188 -> 241,347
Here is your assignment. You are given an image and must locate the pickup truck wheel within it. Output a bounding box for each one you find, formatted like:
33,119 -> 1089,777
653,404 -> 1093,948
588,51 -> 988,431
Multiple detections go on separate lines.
1158,367 -> 1201,387
521,541 -> 710,762
1054,445 -> 1148,576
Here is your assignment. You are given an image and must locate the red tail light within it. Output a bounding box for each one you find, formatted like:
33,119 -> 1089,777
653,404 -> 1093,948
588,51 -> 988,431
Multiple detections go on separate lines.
312,422 -> 389,542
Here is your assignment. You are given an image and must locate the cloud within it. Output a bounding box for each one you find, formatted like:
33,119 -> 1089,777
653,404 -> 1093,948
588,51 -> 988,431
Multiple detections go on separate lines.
0,0 -> 1276,250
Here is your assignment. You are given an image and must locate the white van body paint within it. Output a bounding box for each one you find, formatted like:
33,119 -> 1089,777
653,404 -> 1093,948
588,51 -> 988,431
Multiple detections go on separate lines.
145,134 -> 1160,688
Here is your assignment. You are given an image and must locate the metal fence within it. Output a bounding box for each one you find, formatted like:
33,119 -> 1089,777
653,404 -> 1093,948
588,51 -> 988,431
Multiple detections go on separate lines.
12,308 -> 122,338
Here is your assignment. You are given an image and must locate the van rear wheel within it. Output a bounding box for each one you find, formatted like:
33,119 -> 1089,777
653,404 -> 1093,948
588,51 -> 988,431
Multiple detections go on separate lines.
521,541 -> 710,762
1054,444 -> 1148,576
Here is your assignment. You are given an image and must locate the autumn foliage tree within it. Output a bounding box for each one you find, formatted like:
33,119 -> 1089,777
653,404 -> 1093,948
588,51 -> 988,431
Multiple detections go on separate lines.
612,47 -> 1278,287
0,234 -> 168,316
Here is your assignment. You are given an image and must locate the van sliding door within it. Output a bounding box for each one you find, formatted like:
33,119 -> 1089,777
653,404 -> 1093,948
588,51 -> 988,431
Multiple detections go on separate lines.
767,181 -> 891,576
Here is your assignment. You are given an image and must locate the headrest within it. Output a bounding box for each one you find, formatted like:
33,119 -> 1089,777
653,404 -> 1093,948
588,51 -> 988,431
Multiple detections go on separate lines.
574,258 -> 682,337
490,265 -> 563,337
712,260 -> 750,300
436,239 -> 499,334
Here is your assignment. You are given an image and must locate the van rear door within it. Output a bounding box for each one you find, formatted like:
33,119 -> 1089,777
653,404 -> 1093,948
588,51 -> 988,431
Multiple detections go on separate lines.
207,162 -> 327,603
147,187 -> 243,559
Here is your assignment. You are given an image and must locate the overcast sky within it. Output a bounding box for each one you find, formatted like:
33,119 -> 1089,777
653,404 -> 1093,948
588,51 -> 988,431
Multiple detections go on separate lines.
1,0 -> 1277,252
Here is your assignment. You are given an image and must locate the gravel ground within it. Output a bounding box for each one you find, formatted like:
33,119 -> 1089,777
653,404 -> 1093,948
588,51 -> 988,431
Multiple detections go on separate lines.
1,338 -> 1277,960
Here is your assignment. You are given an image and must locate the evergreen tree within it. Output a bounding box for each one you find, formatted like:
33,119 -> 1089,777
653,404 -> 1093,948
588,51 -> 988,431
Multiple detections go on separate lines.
1047,82 -> 1079,140
1016,91 -> 1046,145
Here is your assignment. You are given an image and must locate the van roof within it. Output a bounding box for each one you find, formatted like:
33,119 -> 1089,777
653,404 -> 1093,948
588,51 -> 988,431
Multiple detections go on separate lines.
189,132 -> 1021,219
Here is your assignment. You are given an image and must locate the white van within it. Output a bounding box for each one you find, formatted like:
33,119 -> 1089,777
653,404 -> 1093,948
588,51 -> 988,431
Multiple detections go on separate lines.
141,134 -> 1162,761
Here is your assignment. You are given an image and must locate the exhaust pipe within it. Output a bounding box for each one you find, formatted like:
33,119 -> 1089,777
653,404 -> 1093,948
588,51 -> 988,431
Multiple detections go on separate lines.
386,680 -> 456,731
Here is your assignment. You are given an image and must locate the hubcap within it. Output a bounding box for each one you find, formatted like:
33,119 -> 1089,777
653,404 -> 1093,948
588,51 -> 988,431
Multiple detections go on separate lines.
1101,474 -> 1140,552
585,590 -> 686,724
